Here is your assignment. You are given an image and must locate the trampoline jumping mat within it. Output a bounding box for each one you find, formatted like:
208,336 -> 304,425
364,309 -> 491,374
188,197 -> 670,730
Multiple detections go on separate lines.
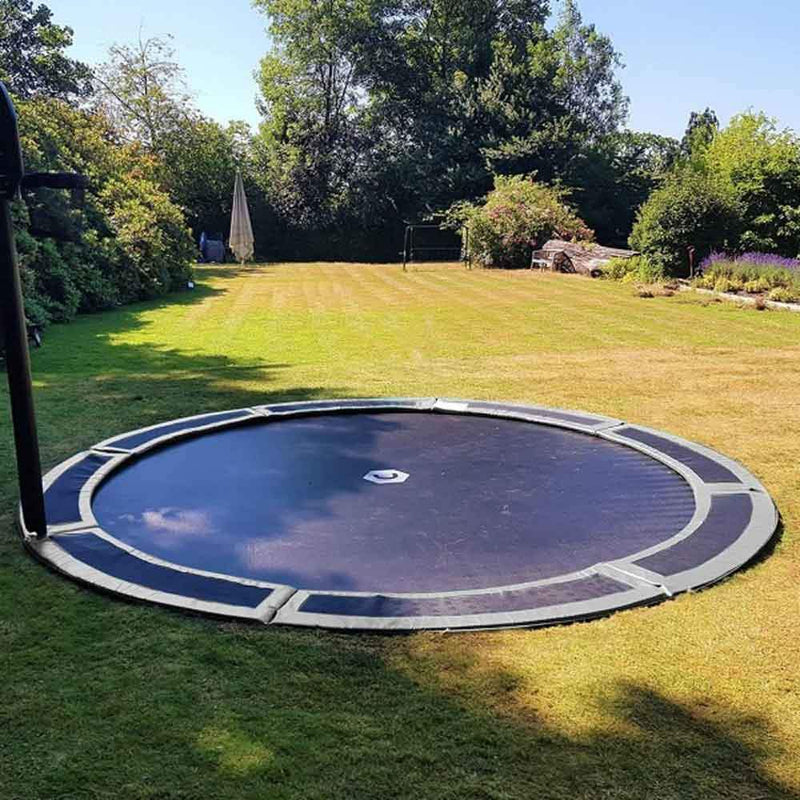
25,399 -> 778,631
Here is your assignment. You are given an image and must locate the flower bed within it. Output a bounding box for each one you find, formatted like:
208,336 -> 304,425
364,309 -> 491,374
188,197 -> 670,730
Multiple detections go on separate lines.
693,252 -> 800,304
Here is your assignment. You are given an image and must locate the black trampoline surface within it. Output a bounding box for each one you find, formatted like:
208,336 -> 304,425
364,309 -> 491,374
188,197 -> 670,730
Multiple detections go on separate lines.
26,399 -> 778,631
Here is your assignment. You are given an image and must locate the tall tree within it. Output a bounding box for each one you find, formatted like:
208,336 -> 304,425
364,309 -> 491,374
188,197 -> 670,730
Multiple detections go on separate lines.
93,34 -> 192,152
680,107 -> 719,157
93,35 -> 272,246
568,131 -> 680,246
631,112 -> 800,269
0,0 -> 92,100
160,117 -> 265,239
253,0 -> 379,228
481,0 -> 628,180
252,0 -> 628,233
360,0 -> 555,210
704,112 -> 800,254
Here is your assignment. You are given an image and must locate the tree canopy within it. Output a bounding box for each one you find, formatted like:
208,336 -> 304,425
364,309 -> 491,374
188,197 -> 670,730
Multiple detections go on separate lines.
704,113 -> 800,254
252,0 -> 629,238
14,96 -> 195,325
680,107 -> 719,158
0,0 -> 92,100
631,112 -> 800,273
93,35 -> 192,153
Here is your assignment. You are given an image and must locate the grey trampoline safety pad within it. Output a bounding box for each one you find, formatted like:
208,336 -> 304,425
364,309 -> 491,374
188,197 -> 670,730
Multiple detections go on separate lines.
24,399 -> 779,632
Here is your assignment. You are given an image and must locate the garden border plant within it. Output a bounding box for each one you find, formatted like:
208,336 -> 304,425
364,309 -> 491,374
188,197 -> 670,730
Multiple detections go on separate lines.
693,252 -> 800,305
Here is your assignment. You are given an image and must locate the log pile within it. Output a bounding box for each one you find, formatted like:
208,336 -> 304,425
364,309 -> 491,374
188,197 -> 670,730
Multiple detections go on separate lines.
532,240 -> 638,278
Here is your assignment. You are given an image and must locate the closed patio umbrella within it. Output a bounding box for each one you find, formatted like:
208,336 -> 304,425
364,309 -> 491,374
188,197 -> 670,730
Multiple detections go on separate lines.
229,170 -> 254,264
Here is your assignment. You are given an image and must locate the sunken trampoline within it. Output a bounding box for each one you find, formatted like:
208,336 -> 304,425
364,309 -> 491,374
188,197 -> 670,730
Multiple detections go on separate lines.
26,399 -> 778,631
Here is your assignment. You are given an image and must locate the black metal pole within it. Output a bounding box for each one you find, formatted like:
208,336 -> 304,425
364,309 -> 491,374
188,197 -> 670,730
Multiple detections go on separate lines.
0,198 -> 47,538
0,82 -> 47,539
1,83 -> 87,540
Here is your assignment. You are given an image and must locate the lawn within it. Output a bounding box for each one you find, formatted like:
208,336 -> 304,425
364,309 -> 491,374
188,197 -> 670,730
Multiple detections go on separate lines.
2,262 -> 799,800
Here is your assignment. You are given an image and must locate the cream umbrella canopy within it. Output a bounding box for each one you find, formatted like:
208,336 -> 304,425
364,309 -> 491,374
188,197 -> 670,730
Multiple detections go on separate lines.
229,170 -> 254,264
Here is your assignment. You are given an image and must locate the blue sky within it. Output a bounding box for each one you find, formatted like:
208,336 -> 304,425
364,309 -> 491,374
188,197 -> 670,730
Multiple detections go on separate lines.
48,0 -> 800,139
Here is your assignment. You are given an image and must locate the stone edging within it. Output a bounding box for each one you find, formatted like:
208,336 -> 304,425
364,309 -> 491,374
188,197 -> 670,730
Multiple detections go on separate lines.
677,283 -> 800,313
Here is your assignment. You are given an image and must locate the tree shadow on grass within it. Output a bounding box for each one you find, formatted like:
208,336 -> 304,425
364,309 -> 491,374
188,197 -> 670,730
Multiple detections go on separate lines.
179,630 -> 798,800
1,610 -> 796,800
0,275 -> 355,518
15,279 -> 351,467
0,274 -> 389,584
197,264 -> 275,280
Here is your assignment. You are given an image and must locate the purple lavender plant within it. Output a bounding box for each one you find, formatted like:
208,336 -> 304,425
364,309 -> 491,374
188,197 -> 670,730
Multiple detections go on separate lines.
699,251 -> 800,274
698,252 -> 730,273
738,252 -> 800,272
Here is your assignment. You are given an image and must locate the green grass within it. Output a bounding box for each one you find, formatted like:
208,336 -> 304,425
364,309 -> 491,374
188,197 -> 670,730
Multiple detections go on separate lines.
2,262 -> 799,800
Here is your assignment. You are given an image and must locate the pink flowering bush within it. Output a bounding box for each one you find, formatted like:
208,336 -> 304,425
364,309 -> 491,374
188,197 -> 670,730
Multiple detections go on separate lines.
446,175 -> 593,268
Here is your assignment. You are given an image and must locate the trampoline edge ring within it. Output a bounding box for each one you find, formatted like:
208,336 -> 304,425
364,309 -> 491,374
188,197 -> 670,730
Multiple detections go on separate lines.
22,399 -> 779,632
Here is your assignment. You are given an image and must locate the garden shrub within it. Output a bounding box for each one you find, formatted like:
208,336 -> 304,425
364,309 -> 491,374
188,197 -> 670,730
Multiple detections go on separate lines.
744,277 -> 771,294
767,286 -> 799,304
13,96 -> 195,326
697,251 -> 799,299
600,257 -> 636,280
602,255 -> 665,284
713,277 -> 736,294
446,175 -> 593,269
629,170 -> 740,276
632,257 -> 665,284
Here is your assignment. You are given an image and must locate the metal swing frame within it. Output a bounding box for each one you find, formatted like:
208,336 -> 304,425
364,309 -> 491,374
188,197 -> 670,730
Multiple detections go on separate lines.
402,224 -> 471,271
